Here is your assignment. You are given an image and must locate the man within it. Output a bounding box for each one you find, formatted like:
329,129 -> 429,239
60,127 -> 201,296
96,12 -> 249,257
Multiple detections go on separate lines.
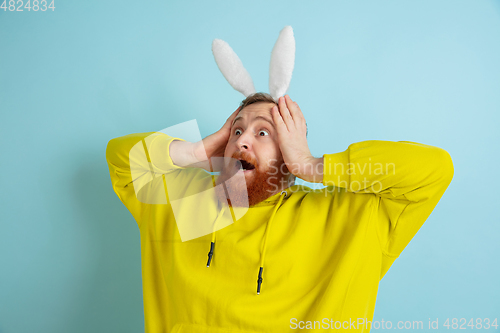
170,93 -> 310,208
106,92 -> 453,332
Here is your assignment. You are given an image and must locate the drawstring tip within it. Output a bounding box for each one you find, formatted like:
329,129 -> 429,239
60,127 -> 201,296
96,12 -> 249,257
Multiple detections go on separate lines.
206,241 -> 215,267
256,267 -> 264,295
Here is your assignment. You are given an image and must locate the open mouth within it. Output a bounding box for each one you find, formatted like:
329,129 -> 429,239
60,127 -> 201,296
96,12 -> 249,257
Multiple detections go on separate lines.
238,159 -> 256,171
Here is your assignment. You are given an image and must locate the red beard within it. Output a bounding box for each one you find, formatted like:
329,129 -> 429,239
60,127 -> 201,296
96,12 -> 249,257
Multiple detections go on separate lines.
214,150 -> 290,207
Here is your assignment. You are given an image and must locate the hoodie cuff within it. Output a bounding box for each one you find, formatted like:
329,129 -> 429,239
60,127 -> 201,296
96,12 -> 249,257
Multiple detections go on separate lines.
148,133 -> 187,173
322,149 -> 350,187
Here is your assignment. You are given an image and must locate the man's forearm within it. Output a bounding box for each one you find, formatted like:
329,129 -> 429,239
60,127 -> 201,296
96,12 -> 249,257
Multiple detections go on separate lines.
290,156 -> 324,183
170,140 -> 196,167
170,140 -> 211,171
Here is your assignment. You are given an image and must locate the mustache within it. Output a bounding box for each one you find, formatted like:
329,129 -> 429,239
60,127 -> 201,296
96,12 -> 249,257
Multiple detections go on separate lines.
230,150 -> 258,169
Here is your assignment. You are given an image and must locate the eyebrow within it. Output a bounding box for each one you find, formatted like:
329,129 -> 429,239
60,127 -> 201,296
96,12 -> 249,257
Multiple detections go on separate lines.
232,115 -> 275,129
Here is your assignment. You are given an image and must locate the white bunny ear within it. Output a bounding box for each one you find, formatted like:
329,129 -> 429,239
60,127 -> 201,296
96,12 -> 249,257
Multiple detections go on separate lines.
269,26 -> 295,101
212,39 -> 256,97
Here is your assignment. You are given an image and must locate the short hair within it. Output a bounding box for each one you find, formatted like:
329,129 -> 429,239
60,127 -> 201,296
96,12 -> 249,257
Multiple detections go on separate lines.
238,92 -> 308,137
239,92 -> 277,110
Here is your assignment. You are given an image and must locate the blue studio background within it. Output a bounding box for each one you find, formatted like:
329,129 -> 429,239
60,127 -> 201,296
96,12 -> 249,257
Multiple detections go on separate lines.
1,1 -> 499,332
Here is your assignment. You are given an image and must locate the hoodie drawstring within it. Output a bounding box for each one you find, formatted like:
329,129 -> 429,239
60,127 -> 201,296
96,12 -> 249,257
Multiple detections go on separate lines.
257,190 -> 287,295
206,204 -> 226,267
205,190 -> 288,295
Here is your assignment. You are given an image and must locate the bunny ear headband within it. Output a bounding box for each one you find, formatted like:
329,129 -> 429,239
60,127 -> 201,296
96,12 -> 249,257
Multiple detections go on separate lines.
211,26 -> 295,101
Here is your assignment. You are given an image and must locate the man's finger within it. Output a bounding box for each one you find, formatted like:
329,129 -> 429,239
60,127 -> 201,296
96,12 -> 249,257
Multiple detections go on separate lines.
225,106 -> 241,128
271,105 -> 288,133
278,96 -> 294,130
285,95 -> 304,121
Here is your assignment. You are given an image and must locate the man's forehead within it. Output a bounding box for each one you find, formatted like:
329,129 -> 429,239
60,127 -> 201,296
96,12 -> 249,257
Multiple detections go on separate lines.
232,102 -> 276,125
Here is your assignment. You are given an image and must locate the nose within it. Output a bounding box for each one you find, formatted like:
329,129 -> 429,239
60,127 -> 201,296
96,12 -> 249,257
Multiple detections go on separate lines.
235,131 -> 252,151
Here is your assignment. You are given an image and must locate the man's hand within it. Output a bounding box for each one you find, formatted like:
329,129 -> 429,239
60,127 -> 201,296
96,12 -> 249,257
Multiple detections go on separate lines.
197,107 -> 240,161
170,106 -> 240,171
271,95 -> 323,183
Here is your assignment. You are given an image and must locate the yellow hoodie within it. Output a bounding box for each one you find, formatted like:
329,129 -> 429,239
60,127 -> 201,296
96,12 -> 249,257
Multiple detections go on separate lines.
105,131 -> 453,333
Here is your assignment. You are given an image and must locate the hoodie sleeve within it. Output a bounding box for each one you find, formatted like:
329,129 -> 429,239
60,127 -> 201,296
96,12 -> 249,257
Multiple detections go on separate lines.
322,140 -> 454,277
105,132 -> 190,228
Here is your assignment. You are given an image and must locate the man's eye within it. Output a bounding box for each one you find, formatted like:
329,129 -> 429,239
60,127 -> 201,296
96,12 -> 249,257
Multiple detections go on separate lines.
234,129 -> 242,135
259,130 -> 269,136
